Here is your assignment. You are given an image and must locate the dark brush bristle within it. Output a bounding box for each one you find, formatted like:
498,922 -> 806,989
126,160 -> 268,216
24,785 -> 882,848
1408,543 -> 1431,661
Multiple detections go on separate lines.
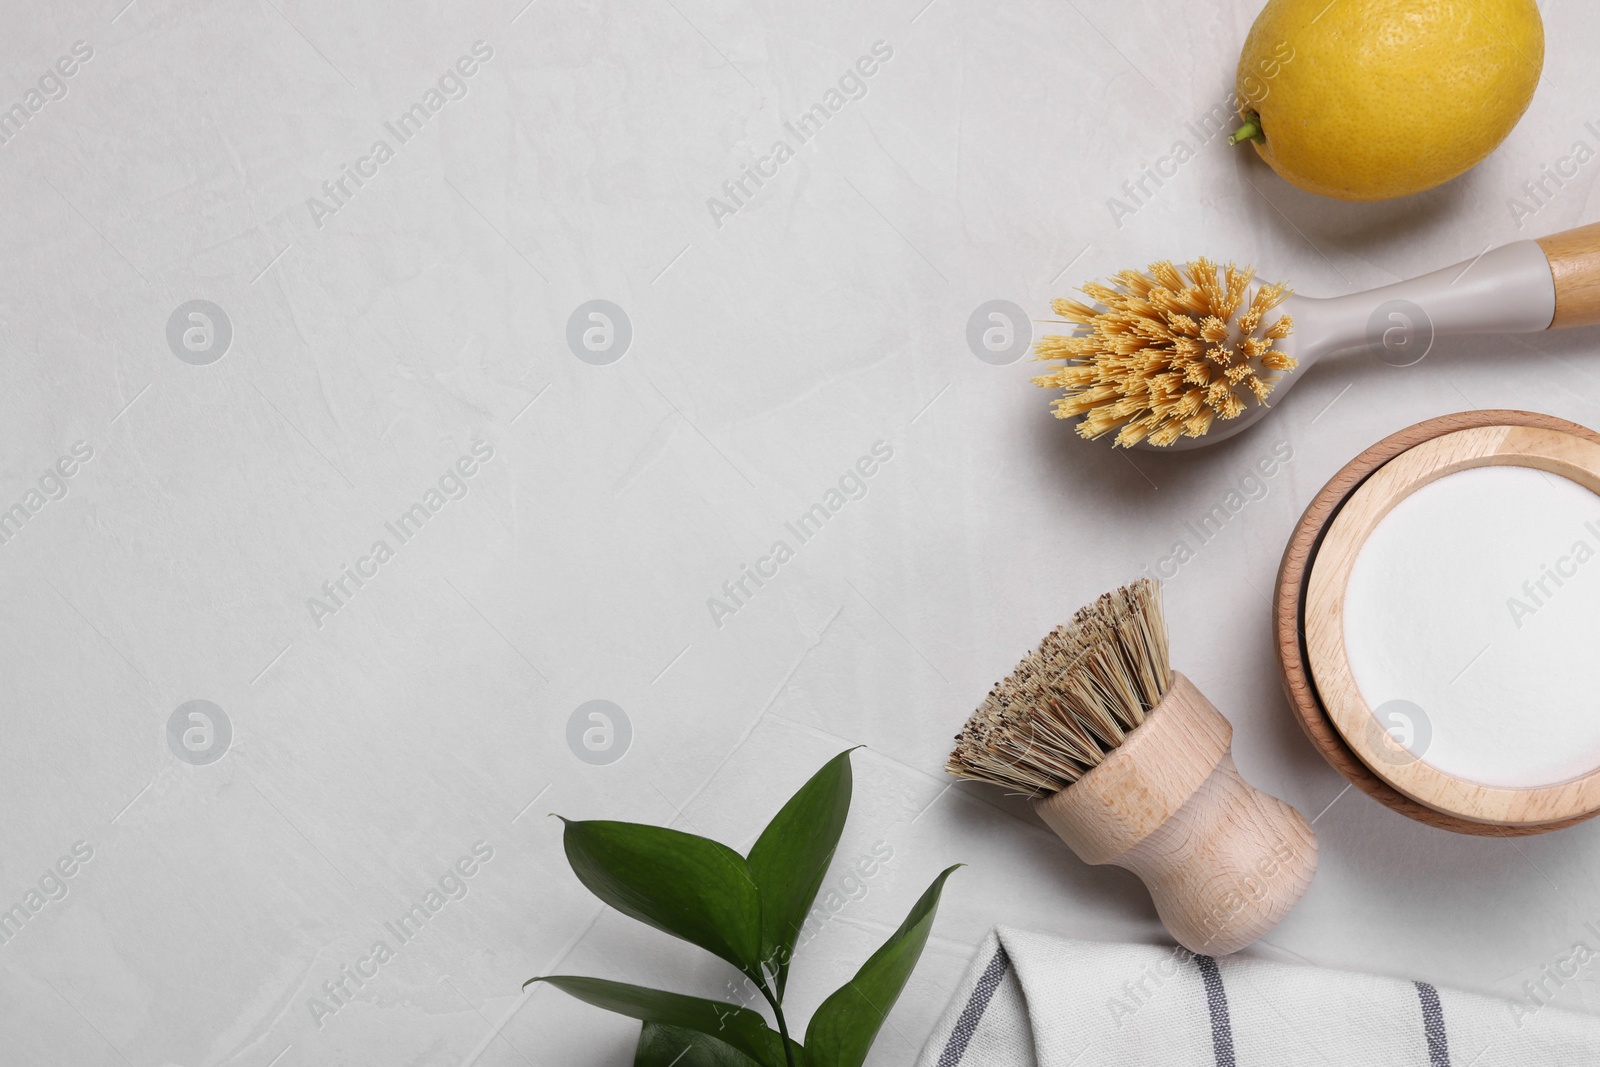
945,579 -> 1172,796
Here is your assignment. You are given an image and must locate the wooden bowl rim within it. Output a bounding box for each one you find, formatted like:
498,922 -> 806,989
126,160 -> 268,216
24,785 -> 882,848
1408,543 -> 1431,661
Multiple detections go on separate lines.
1274,410 -> 1600,836
1306,425 -> 1600,824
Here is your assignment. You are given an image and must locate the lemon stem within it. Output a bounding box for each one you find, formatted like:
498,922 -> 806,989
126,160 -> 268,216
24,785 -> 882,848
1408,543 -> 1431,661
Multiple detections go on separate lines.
1228,118 -> 1264,146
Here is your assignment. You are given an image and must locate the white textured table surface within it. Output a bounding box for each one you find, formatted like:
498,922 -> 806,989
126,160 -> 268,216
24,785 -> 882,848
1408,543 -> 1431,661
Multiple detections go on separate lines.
4,1 -> 1600,1064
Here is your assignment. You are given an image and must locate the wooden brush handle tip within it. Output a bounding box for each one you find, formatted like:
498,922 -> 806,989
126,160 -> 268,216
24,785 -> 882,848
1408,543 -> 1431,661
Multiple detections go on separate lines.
1539,221 -> 1600,330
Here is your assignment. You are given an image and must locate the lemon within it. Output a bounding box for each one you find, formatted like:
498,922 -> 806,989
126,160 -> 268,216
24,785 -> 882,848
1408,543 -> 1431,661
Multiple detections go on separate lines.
1232,0 -> 1544,200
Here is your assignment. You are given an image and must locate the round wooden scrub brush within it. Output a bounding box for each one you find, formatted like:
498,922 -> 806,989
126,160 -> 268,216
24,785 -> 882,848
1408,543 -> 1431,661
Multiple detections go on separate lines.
1035,221 -> 1600,450
947,579 -> 1317,955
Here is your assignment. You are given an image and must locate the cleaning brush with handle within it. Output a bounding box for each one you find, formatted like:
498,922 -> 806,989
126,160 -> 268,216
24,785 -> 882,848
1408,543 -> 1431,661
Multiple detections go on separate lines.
1035,221 -> 1600,449
947,579 -> 1317,954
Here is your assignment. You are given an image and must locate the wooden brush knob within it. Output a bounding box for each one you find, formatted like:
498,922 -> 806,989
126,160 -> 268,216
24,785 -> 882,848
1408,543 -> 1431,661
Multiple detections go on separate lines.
1033,672 -> 1317,955
1538,221 -> 1600,330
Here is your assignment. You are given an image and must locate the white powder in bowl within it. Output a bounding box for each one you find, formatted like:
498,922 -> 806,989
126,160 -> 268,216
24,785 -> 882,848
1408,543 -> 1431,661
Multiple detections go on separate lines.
1344,464 -> 1600,788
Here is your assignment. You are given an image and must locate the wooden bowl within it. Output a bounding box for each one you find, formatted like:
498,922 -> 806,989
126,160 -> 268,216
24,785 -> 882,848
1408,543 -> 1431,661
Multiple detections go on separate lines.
1273,410 -> 1600,836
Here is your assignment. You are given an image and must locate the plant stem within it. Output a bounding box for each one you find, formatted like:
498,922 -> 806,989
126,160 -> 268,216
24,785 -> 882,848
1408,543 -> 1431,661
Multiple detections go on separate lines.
753,977 -> 799,1067
772,1001 -> 798,1067
1228,117 -> 1264,145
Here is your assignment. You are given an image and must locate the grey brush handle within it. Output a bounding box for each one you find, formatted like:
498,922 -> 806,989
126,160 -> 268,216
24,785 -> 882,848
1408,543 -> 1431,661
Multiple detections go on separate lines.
1290,239 -> 1557,365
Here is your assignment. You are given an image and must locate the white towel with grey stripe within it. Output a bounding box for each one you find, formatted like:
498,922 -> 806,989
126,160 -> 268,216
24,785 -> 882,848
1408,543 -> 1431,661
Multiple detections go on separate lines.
917,928 -> 1600,1066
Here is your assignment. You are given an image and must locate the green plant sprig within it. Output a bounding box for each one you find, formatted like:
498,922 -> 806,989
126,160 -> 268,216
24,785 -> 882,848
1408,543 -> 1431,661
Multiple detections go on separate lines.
525,749 -> 961,1067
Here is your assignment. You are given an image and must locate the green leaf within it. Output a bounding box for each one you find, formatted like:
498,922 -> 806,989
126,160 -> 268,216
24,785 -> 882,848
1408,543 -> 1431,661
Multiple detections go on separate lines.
635,1022 -> 764,1067
528,976 -> 786,1067
746,748 -> 856,993
561,819 -> 763,972
802,865 -> 962,1067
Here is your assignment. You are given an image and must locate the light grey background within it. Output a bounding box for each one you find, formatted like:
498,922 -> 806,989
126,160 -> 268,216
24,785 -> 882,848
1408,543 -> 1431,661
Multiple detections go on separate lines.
3,1 -> 1599,1064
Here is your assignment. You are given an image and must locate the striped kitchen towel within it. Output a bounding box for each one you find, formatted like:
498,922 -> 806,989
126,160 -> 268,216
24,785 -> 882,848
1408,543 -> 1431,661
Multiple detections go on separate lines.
917,928 -> 1600,1066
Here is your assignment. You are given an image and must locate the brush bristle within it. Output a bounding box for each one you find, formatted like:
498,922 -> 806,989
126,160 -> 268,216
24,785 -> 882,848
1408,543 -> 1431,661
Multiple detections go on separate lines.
945,579 -> 1172,796
1031,261 -> 1295,448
